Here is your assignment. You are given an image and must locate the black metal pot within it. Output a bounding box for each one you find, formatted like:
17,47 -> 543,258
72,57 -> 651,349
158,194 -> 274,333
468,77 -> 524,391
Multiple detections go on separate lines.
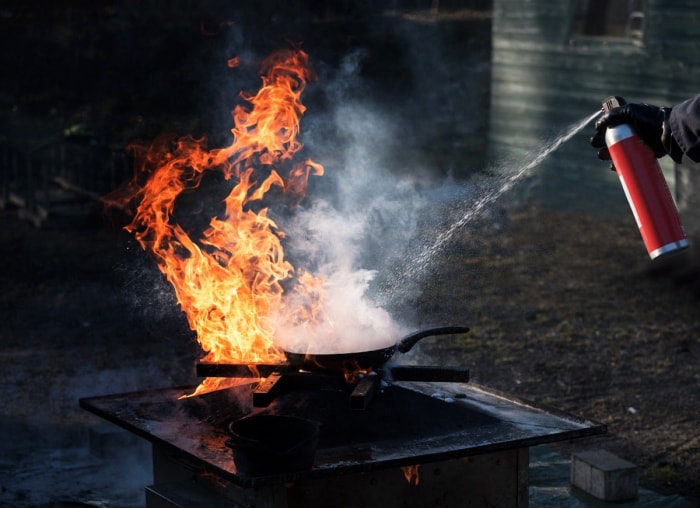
283,325 -> 469,372
226,414 -> 319,476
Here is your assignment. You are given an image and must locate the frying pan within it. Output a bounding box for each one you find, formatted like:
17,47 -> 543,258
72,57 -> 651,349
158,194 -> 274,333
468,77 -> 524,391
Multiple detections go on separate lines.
283,325 -> 470,372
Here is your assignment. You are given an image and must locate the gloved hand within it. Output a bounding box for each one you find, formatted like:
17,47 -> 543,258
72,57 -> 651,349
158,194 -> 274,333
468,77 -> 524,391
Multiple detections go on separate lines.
590,102 -> 672,160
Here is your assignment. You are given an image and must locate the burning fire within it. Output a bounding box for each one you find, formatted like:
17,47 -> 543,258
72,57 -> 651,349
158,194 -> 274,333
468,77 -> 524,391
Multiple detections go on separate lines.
401,464 -> 420,486
113,48 -> 327,394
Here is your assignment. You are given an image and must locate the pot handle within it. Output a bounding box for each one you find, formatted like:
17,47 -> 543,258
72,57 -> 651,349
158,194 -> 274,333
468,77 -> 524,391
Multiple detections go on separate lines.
396,326 -> 470,353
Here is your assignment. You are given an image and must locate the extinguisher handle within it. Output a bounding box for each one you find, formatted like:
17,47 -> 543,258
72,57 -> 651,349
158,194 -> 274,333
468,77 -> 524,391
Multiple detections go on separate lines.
602,96 -> 627,113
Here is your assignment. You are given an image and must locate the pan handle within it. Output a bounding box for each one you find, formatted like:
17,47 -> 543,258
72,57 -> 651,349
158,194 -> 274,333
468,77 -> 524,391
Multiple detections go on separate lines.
396,326 -> 470,353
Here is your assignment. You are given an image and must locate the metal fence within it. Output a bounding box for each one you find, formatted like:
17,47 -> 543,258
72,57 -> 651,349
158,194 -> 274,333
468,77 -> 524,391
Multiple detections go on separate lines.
0,133 -> 131,227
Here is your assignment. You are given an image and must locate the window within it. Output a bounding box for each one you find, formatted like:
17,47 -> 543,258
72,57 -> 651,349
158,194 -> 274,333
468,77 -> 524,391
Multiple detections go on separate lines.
571,0 -> 643,39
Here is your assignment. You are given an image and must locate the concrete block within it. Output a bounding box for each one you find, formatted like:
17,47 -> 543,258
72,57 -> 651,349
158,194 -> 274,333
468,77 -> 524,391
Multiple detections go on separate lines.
571,449 -> 638,501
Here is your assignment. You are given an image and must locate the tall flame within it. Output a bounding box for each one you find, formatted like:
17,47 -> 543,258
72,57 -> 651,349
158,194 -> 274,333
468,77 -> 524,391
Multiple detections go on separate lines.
115,48 -> 325,394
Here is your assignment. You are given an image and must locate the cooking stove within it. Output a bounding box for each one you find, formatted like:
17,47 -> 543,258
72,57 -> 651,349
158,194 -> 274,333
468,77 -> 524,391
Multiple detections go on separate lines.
80,374 -> 605,507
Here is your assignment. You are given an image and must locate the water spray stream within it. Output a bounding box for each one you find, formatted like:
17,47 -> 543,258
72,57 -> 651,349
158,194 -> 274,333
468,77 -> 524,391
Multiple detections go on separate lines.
410,110 -> 600,279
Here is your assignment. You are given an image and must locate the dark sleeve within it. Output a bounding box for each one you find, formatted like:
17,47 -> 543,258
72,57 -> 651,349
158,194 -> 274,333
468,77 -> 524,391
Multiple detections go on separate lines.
669,95 -> 700,162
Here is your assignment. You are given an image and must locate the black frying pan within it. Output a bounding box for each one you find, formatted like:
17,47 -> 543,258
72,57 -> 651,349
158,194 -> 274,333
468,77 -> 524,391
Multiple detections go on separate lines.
283,325 -> 470,372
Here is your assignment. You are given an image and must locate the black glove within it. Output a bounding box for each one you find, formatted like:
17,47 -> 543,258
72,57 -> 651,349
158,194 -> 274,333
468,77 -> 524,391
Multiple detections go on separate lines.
590,102 -> 673,160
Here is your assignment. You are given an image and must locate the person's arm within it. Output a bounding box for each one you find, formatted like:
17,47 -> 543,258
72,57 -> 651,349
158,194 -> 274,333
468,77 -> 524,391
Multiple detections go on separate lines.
668,95 -> 700,162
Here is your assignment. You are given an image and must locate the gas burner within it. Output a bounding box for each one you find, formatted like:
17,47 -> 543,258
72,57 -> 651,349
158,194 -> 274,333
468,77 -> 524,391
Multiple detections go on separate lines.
196,362 -> 470,409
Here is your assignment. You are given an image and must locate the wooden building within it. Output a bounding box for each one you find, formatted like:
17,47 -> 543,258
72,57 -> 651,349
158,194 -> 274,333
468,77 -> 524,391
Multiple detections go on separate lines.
489,0 -> 700,231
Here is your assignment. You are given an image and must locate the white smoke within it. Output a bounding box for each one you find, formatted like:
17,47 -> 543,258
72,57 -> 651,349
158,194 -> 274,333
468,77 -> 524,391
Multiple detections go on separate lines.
271,49 -> 597,358
271,51 -> 459,354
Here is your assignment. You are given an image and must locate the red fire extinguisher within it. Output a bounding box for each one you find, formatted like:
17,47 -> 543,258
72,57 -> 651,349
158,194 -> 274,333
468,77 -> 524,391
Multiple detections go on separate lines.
602,96 -> 689,259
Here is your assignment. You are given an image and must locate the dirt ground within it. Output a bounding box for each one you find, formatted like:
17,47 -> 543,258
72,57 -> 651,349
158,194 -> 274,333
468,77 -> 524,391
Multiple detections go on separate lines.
411,204 -> 700,504
0,200 -> 699,505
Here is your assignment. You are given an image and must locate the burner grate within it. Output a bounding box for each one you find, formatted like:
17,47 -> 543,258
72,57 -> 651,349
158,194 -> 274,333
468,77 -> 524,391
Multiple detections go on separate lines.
196,362 -> 470,409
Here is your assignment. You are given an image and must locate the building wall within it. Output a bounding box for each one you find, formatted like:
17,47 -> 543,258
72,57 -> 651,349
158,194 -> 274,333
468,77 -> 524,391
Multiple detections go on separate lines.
489,0 -> 700,231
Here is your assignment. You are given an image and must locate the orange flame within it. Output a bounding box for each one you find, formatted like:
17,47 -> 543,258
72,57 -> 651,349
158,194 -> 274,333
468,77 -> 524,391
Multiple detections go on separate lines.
401,464 -> 420,486
115,48 -> 325,394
